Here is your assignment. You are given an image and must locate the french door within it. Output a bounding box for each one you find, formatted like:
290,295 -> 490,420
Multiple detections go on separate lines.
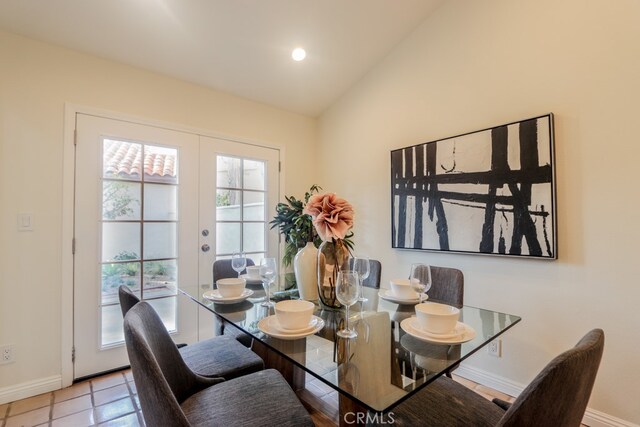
73,114 -> 279,379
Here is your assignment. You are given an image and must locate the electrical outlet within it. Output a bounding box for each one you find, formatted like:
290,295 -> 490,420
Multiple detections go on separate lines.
1,345 -> 15,364
488,339 -> 502,357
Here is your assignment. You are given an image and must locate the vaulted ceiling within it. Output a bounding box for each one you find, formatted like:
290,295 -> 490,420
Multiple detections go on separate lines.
0,0 -> 445,116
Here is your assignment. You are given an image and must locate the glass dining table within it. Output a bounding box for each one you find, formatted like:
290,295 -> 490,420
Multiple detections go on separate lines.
179,279 -> 521,422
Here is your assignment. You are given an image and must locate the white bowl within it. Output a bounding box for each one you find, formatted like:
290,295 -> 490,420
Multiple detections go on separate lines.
415,302 -> 460,334
275,300 -> 315,330
245,266 -> 261,279
216,278 -> 246,298
390,279 -> 419,299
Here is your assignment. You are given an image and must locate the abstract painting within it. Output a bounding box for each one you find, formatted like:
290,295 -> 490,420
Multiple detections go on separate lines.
391,114 -> 556,259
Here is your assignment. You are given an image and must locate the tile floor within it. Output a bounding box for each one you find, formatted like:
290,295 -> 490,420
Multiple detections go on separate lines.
1,367 -> 515,427
0,334 -> 518,426
0,371 -> 143,427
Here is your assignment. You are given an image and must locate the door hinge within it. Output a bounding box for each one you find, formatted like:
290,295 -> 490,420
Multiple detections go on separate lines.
278,161 -> 281,172
71,346 -> 76,363
72,238 -> 76,254
73,129 -> 77,146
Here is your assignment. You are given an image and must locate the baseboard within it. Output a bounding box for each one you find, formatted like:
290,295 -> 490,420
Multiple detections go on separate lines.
455,365 -> 637,427
0,375 -> 62,405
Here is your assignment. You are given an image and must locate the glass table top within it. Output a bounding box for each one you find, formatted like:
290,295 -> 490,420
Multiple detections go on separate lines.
179,282 -> 521,412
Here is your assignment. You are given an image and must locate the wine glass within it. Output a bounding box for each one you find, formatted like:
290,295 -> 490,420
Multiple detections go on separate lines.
351,256 -> 370,302
409,263 -> 432,303
336,270 -> 360,339
259,258 -> 277,307
231,252 -> 247,277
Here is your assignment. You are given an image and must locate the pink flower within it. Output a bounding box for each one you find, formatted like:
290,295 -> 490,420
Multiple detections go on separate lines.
303,193 -> 354,241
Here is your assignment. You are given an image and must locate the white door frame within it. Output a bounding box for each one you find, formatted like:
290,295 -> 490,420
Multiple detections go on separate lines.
61,103 -> 286,387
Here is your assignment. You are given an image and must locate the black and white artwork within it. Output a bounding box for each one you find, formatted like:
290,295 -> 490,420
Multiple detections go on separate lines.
391,114 -> 556,259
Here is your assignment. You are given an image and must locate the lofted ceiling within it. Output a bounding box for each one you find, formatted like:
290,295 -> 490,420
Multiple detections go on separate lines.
0,0 -> 444,117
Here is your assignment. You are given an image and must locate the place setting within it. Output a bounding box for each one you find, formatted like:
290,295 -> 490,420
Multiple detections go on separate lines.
203,278 -> 254,304
258,300 -> 325,340
239,265 -> 265,286
379,262 -> 432,305
400,301 -> 476,345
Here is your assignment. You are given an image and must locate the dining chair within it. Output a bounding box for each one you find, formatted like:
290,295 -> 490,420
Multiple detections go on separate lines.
124,301 -> 313,427
365,259 -> 382,288
400,265 -> 464,379
381,329 -> 604,427
212,258 -> 256,346
118,286 -> 264,380
413,265 -> 464,308
213,258 -> 255,284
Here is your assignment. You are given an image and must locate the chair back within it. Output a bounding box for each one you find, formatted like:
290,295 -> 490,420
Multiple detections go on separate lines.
418,265 -> 464,307
419,265 -> 464,307
364,259 -> 382,289
348,258 -> 382,289
124,302 -> 220,426
213,258 -> 255,285
118,285 -> 140,317
498,329 -> 605,427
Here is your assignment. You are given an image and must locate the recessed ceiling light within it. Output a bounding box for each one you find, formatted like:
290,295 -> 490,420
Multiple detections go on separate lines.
292,48 -> 306,61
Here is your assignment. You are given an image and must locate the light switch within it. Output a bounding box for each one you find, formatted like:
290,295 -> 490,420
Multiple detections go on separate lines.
18,213 -> 33,231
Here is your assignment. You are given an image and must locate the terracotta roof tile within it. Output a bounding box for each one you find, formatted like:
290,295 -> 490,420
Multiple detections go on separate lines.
104,140 -> 176,180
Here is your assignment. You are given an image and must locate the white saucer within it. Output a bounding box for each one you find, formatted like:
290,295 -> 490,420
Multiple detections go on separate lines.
267,316 -> 320,334
258,315 -> 324,340
378,289 -> 426,305
239,274 -> 263,284
203,289 -> 254,304
400,317 -> 476,344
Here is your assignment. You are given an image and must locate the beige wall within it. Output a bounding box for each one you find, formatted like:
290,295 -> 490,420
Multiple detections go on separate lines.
0,30 -> 316,390
318,0 -> 640,423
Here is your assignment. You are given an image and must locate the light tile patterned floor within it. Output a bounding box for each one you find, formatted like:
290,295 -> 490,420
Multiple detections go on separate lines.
1,367 -> 515,427
0,371 -> 142,427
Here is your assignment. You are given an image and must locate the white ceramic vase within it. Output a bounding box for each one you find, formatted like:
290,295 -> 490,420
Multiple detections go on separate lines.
294,242 -> 319,301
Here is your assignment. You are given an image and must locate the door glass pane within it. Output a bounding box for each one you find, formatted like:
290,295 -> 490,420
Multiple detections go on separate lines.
215,154 -> 269,258
102,181 -> 141,220
144,184 -> 178,221
243,223 -> 265,253
102,223 -> 140,262
143,260 -> 178,298
144,145 -> 178,184
101,305 -> 124,346
147,297 -> 177,333
99,137 -> 179,350
217,189 -> 241,220
216,222 -> 241,254
243,191 -> 264,221
101,263 -> 140,305
243,159 -> 265,190
217,156 -> 242,189
103,139 -> 142,181
143,223 -> 177,259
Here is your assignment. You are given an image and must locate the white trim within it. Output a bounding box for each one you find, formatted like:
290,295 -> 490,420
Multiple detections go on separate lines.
455,365 -> 638,427
0,376 -> 62,405
61,103 -> 287,387
61,105 -> 76,387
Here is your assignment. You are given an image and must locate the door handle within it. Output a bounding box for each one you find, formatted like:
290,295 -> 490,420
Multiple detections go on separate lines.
201,244 -> 210,252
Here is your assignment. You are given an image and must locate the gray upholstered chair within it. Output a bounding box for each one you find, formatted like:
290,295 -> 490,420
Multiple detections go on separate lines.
413,265 -> 464,308
401,265 -> 464,378
211,258 -> 256,346
381,329 -> 604,427
212,257 -> 255,284
124,301 -> 313,427
364,259 -> 382,289
118,286 -> 263,380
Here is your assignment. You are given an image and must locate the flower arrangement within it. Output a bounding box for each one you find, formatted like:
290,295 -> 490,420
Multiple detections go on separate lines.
303,192 -> 355,308
270,185 -> 323,267
303,192 -> 355,244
